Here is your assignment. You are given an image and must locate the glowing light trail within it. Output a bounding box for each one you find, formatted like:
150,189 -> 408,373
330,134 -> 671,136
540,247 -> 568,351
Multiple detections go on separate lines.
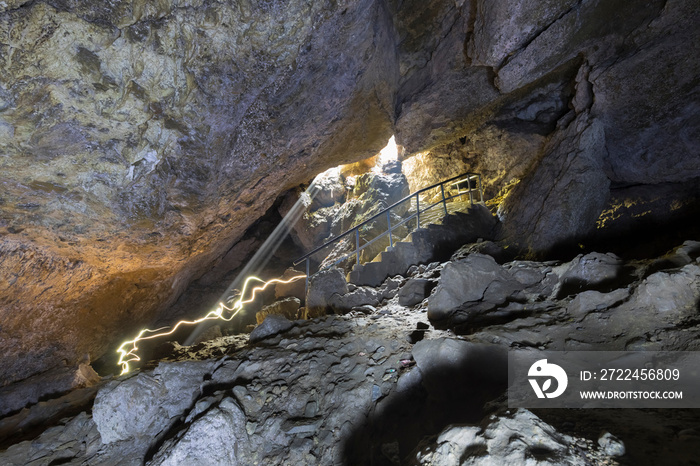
116,274 -> 306,375
116,136 -> 398,374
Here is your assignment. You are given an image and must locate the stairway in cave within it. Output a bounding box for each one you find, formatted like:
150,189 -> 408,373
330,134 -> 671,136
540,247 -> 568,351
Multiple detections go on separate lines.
347,201 -> 496,287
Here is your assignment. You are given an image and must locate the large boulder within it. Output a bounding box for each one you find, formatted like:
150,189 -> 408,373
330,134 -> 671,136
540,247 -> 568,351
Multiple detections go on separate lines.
256,297 -> 301,325
309,168 -> 346,211
428,254 -> 521,323
305,268 -> 349,318
397,278 -> 434,307
497,112 -> 610,256
630,264 -> 700,315
92,360 -> 214,445
249,315 -> 295,343
149,397 -> 250,466
553,252 -> 625,298
329,286 -> 381,313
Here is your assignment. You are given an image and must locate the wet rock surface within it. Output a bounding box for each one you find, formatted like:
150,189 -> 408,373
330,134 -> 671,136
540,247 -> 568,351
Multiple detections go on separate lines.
3,240 -> 700,465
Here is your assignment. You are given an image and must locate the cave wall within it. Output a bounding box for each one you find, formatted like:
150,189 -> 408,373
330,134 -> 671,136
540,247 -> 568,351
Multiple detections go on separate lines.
0,0 -> 398,385
395,0 -> 699,256
1,0 -> 698,386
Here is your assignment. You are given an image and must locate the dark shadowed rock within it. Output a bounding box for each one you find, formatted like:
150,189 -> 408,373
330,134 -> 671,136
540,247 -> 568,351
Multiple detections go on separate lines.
397,278 -> 434,307
451,240 -> 511,263
554,252 -> 625,298
249,315 -> 295,344
411,338 -> 507,399
329,286 -> 381,313
498,112 -> 610,255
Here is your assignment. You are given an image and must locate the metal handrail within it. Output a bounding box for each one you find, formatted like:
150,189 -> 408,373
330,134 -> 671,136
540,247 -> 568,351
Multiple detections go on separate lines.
292,171 -> 483,290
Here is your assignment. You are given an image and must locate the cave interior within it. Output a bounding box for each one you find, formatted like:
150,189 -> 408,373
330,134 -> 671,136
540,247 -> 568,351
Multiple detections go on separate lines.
1,0 -> 700,464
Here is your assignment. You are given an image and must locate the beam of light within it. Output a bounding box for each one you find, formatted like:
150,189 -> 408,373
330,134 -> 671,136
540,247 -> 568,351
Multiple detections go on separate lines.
116,274 -> 306,375
183,180 -> 321,346
116,170 -> 323,374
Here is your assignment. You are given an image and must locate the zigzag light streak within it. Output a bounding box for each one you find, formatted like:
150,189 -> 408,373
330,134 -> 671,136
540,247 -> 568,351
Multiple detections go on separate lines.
116,274 -> 306,375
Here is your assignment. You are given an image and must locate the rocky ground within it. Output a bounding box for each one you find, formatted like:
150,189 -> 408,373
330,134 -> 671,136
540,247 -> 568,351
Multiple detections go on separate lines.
2,239 -> 700,465
2,0 -> 699,390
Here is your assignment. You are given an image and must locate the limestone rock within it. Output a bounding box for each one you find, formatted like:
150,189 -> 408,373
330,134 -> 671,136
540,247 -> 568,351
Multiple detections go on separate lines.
630,264 -> 700,315
452,241 -> 511,264
309,168 -> 346,211
329,286 -> 381,313
397,278 -> 434,307
3,242 -> 700,465
256,297 -> 301,325
305,268 -> 348,318
149,397 -> 250,466
0,0 -> 397,386
414,409 -> 590,466
427,254 -> 520,322
591,0 -> 700,185
493,0 -> 667,93
505,260 -> 559,299
378,276 -> 403,301
1,1 -> 700,447
468,0 -> 580,69
0,412 -> 103,466
566,289 -> 630,319
498,112 -> 610,255
293,168 -> 410,269
393,0 -> 500,152
598,432 -> 626,458
92,360 -> 214,445
249,315 -> 294,344
553,252 -> 624,298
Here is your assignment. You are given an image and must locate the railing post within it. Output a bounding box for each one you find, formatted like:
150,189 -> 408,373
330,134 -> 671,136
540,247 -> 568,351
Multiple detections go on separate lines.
440,183 -> 447,215
305,257 -> 310,296
478,174 -> 484,203
293,170 -> 486,278
468,176 -> 474,206
415,194 -> 420,229
386,211 -> 393,248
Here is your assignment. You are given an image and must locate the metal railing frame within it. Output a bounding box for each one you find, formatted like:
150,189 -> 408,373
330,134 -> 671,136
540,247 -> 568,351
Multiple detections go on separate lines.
293,172 -> 483,292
